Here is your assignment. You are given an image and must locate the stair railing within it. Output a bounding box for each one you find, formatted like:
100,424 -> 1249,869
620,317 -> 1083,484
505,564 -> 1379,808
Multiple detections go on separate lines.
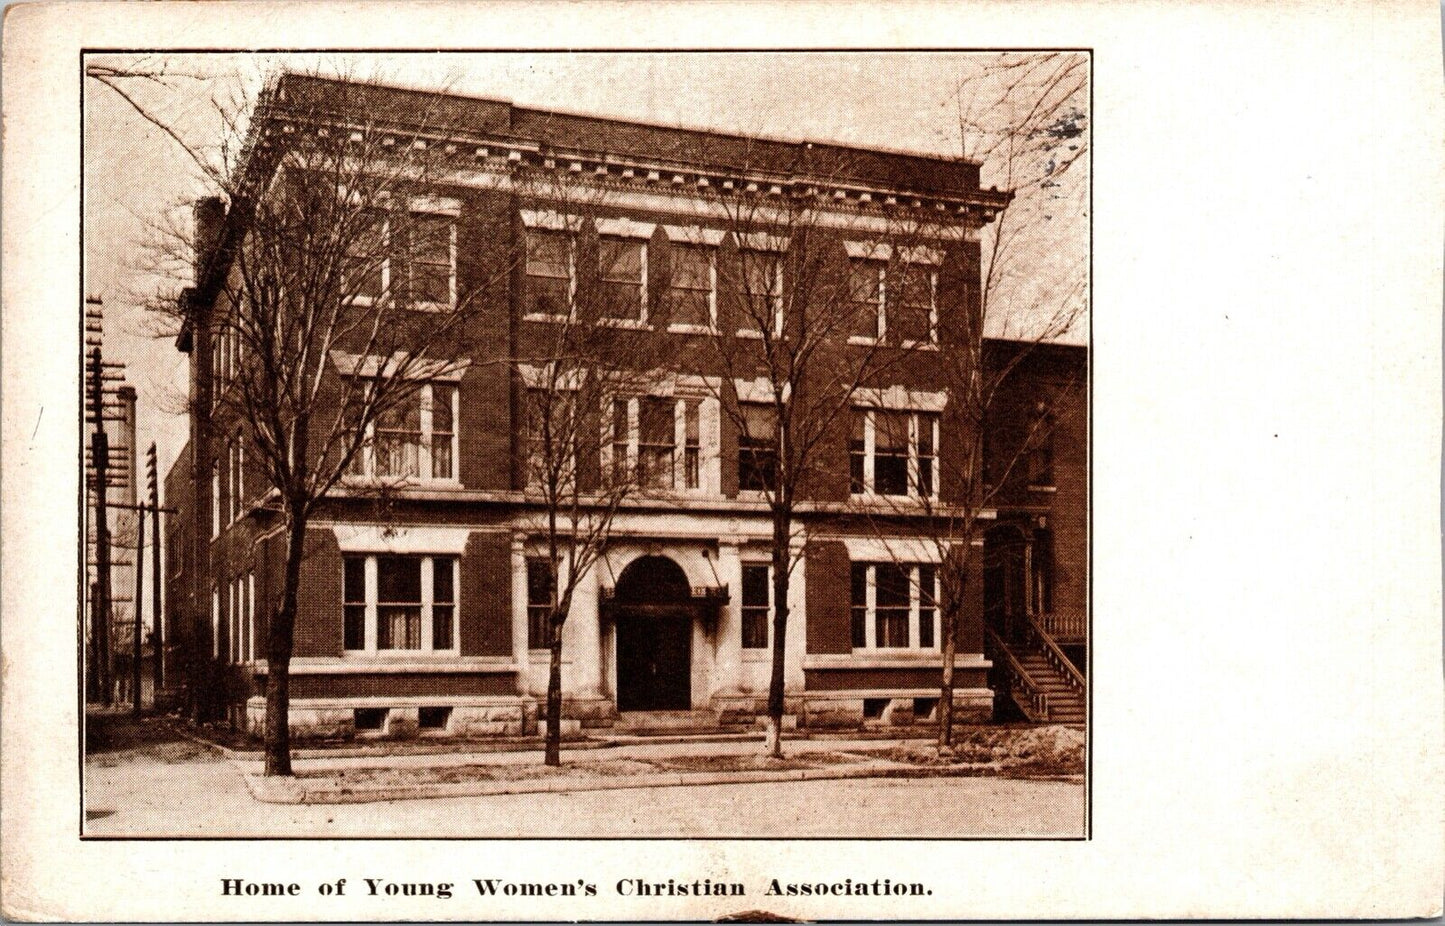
985,627 -> 1051,721
1020,612 -> 1086,697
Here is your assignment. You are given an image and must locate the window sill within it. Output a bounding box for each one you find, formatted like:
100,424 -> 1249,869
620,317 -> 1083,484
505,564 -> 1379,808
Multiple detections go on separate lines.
523,312 -> 574,324
900,339 -> 940,351
806,653 -> 991,670
849,491 -> 936,504
847,335 -> 882,347
407,301 -> 456,314
734,328 -> 766,340
597,317 -> 650,330
668,322 -> 719,336
259,655 -> 512,674
341,476 -> 464,490
1027,484 -> 1058,493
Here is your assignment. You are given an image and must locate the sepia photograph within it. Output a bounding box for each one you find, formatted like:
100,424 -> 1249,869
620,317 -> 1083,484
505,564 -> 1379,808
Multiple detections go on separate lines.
80,49 -> 1090,840
6,2 -> 1439,919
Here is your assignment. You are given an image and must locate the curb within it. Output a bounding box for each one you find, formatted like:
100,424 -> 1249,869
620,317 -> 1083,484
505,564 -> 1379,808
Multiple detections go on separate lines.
243,760 -> 920,805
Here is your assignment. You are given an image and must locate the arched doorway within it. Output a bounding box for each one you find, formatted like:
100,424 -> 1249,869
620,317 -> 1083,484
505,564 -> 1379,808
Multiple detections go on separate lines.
611,556 -> 694,711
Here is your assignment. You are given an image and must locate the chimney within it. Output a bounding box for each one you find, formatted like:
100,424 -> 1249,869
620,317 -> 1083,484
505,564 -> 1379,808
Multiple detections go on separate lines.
192,197 -> 226,282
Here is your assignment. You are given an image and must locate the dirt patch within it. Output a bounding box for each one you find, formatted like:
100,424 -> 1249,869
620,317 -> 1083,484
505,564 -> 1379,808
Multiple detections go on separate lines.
652,751 -> 864,774
297,758 -> 658,788
85,712 -> 221,765
882,725 -> 1084,777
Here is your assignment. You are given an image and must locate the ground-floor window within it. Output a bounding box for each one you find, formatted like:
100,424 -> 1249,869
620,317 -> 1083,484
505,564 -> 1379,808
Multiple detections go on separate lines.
526,556 -> 554,649
342,554 -> 458,654
740,563 -> 772,649
850,562 -> 938,650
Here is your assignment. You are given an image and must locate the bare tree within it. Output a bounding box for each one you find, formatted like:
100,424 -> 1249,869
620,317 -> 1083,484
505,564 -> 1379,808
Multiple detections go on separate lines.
88,69 -> 505,775
863,51 -> 1089,749
507,163 -> 674,766
690,152 -> 951,758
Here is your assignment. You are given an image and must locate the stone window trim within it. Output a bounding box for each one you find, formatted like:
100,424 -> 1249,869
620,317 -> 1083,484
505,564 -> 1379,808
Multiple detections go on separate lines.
341,553 -> 461,657
521,222 -> 578,323
341,380 -> 460,485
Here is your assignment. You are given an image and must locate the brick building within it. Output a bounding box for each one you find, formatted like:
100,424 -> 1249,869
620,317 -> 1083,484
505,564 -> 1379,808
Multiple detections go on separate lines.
164,74 -> 1087,739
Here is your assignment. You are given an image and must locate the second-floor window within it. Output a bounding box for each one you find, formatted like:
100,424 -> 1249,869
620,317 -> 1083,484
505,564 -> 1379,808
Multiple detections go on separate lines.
598,236 -> 646,323
607,396 -> 704,491
522,387 -> 577,490
348,382 -> 457,481
851,562 -> 938,650
524,229 -> 574,319
344,554 -> 457,654
737,402 -> 778,492
850,407 -> 939,499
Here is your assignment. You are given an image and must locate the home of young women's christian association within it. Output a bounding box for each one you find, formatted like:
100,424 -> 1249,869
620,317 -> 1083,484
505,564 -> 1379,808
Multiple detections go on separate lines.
162,74 -> 1087,740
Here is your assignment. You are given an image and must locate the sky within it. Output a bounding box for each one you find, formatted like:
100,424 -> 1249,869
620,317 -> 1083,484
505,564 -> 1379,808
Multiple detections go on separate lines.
82,51 -> 1089,479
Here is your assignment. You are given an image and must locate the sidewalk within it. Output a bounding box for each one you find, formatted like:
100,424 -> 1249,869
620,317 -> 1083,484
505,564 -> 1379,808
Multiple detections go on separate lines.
233,728 -> 1084,805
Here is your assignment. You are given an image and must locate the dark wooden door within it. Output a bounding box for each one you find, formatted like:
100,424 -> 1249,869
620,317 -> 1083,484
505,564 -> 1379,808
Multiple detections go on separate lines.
615,611 -> 692,711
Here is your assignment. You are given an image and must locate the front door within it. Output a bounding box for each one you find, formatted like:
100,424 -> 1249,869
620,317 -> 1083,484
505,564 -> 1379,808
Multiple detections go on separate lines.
615,610 -> 692,711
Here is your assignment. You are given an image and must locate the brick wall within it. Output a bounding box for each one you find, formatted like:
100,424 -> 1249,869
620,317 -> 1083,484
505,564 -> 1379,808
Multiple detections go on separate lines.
461,531 -> 512,657
805,540 -> 852,654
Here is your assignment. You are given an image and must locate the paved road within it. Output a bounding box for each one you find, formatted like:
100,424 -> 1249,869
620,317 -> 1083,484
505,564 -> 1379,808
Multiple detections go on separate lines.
84,747 -> 1085,838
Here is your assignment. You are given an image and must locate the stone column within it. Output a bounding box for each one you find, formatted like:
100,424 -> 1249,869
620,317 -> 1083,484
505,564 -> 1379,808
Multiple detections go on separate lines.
711,541 -> 743,700
510,535 -> 529,695
567,559 -> 604,698
784,539 -> 807,694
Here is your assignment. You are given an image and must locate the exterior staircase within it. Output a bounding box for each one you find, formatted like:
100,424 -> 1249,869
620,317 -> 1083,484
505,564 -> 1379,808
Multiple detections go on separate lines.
987,617 -> 1086,724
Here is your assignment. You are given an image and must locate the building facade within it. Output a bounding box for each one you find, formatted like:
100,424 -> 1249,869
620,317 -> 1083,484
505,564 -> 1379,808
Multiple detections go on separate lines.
165,75 -> 1087,739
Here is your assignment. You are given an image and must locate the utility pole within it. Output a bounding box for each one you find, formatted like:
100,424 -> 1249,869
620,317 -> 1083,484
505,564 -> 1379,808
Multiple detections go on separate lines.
132,482 -> 145,717
88,344 -> 113,705
149,443 -> 163,694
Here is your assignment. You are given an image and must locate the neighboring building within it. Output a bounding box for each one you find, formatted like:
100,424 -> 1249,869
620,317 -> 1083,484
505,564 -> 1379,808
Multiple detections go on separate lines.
167,74 -> 1087,738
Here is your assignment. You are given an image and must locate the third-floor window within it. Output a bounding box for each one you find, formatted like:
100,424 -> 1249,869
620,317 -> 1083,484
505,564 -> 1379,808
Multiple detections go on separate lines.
598,236 -> 647,324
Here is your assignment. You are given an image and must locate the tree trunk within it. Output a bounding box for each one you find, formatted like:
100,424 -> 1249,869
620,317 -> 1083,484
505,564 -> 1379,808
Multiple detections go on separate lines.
263,509 -> 306,776
544,616 -> 564,766
938,596 -> 960,751
765,509 -> 790,758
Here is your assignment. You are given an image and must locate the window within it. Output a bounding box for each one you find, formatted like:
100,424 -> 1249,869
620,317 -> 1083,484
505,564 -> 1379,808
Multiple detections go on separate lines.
739,248 -> 783,336
737,402 -> 778,492
849,258 -> 885,340
681,399 -> 702,490
350,382 -> 457,481
668,244 -> 715,329
599,236 -> 646,322
345,209 -> 387,303
1030,529 -> 1054,615
522,388 -> 577,490
1027,413 -> 1056,487
850,407 -> 940,499
893,262 -> 936,344
342,554 -> 459,654
210,462 -> 220,538
395,212 -> 456,308
524,229 -> 574,318
526,557 -> 553,649
606,396 -> 709,492
850,562 -> 940,650
741,563 -> 771,649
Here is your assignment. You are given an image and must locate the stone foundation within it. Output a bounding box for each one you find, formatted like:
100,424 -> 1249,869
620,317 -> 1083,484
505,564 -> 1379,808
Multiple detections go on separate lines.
797,687 -> 994,730
246,696 -> 536,740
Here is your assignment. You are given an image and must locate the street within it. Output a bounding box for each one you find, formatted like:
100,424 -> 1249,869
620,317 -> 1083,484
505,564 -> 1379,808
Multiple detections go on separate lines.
84,741 -> 1085,838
